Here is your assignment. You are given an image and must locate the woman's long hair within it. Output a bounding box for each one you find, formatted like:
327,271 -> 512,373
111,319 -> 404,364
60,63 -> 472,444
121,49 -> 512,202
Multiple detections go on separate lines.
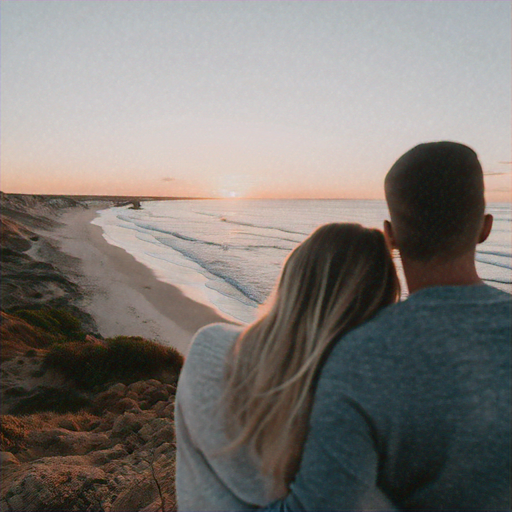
222,223 -> 400,497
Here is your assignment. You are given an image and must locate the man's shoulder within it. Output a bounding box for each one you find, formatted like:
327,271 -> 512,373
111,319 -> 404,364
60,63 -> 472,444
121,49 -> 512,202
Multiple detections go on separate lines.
334,299 -> 410,347
326,284 -> 511,366
355,283 -> 509,329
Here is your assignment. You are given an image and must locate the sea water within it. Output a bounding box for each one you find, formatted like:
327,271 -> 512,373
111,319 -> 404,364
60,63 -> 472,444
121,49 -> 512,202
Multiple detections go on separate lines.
92,199 -> 511,324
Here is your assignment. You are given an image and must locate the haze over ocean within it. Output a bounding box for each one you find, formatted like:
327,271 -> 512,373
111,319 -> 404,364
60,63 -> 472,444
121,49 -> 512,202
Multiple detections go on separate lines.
93,199 -> 512,323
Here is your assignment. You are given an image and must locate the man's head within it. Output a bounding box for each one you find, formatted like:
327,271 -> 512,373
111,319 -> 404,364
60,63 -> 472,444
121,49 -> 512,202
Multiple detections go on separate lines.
384,141 -> 490,262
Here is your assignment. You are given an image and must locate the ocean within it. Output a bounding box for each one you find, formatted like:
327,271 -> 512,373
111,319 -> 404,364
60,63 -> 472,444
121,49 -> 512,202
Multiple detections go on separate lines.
92,199 -> 511,324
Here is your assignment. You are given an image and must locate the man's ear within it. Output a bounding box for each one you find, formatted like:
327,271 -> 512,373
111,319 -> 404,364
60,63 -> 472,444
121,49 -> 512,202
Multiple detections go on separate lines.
478,214 -> 493,244
383,220 -> 397,250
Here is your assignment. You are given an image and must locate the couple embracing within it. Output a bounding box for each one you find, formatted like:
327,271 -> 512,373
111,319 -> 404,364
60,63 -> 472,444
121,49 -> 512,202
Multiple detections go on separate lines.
175,142 -> 511,511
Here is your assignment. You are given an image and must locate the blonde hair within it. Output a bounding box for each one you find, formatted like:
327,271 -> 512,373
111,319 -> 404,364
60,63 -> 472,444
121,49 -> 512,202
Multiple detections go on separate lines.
222,223 -> 400,497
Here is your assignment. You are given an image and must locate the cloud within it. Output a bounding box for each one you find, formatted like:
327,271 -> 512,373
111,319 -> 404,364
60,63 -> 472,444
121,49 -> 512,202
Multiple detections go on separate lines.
162,177 -> 175,182
484,171 -> 508,176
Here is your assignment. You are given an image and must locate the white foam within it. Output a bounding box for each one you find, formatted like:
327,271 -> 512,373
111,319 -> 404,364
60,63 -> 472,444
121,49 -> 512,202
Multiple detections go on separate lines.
92,208 -> 257,323
91,200 -> 511,327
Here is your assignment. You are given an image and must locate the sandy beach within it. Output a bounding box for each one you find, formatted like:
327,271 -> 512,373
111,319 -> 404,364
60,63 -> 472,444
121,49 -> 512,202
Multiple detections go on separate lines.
40,206 -> 227,355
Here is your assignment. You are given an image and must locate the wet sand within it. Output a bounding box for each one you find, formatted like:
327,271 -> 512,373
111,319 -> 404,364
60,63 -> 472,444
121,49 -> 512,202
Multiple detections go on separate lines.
42,206 -> 227,355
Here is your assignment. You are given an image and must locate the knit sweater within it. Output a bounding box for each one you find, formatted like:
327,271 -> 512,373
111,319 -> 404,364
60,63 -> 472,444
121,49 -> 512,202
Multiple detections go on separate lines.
264,284 -> 511,511
175,322 -> 270,511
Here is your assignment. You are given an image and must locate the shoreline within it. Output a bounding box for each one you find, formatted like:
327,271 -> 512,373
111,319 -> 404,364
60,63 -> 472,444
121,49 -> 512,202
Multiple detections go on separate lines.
41,206 -> 228,355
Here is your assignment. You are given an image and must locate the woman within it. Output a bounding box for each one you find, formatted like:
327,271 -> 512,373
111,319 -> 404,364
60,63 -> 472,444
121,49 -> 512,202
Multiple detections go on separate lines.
175,223 -> 400,511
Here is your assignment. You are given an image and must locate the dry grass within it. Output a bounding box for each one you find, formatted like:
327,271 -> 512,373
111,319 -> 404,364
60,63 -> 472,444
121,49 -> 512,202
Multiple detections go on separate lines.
43,336 -> 184,391
0,411 -> 100,452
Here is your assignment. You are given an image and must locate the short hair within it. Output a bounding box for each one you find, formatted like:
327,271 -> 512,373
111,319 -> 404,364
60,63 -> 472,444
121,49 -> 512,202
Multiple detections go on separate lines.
385,141 -> 485,262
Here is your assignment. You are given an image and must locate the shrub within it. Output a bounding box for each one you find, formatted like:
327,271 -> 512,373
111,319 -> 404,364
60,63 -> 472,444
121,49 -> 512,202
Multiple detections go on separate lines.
46,308 -> 83,338
14,309 -> 59,333
13,307 -> 86,342
0,310 -> 62,357
43,336 -> 184,391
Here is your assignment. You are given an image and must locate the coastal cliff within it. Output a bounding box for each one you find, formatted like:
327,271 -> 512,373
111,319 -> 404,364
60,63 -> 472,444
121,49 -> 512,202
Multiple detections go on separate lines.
1,193 -> 183,512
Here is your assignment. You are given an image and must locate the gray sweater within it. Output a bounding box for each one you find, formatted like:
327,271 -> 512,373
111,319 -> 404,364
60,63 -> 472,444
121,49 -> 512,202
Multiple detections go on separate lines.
176,284 -> 511,511
175,323 -> 271,511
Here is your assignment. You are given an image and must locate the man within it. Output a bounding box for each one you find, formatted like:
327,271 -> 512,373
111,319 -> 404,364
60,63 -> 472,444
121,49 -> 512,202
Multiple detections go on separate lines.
264,142 -> 511,511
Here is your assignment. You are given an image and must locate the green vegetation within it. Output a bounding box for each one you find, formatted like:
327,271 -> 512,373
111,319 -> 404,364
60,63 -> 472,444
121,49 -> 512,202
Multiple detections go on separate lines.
43,336 -> 184,391
5,307 -> 183,401
13,307 -> 86,342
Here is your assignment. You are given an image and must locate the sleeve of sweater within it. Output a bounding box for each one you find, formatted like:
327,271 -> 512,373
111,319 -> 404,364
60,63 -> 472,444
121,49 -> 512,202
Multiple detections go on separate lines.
176,323 -> 271,512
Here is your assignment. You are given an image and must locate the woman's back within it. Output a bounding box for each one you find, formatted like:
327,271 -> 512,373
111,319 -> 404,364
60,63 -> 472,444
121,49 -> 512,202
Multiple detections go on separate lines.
175,323 -> 271,511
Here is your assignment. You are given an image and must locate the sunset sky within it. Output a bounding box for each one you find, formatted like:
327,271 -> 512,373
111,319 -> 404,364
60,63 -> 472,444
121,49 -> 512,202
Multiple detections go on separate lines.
1,1 -> 511,201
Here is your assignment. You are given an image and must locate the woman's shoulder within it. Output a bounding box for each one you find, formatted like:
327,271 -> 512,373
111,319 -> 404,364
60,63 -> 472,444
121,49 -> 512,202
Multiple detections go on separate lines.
192,322 -> 244,345
177,323 -> 243,409
190,322 -> 243,353
185,322 -> 244,373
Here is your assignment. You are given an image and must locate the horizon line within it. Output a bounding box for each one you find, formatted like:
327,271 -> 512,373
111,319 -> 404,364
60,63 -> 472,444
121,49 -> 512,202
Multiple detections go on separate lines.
1,191 -> 510,204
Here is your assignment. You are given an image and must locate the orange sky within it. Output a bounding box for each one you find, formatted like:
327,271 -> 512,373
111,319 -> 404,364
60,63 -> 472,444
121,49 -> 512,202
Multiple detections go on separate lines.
1,2 -> 510,202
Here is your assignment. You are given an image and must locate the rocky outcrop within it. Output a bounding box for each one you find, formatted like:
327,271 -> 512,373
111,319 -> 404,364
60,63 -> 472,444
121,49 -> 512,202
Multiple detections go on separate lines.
1,368 -> 178,512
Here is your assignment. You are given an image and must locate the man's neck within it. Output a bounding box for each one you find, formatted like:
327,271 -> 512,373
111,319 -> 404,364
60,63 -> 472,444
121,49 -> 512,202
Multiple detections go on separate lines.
402,252 -> 483,294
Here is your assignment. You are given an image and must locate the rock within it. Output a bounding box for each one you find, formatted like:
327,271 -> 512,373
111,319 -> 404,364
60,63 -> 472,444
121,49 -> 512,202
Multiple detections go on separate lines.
110,478 -> 158,512
89,444 -> 128,465
91,412 -> 117,433
125,390 -> 139,401
102,460 -> 132,475
152,425 -> 174,449
122,432 -> 146,454
144,379 -> 162,388
153,400 -> 168,416
163,403 -> 175,419
70,432 -> 111,456
154,442 -> 172,459
27,429 -> 110,457
117,397 -> 141,413
139,399 -> 152,411
93,386 -> 127,414
111,412 -> 143,437
108,383 -> 126,395
137,418 -> 171,444
127,381 -> 150,395
143,386 -> 168,406
2,462 -> 108,512
164,384 -> 176,395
